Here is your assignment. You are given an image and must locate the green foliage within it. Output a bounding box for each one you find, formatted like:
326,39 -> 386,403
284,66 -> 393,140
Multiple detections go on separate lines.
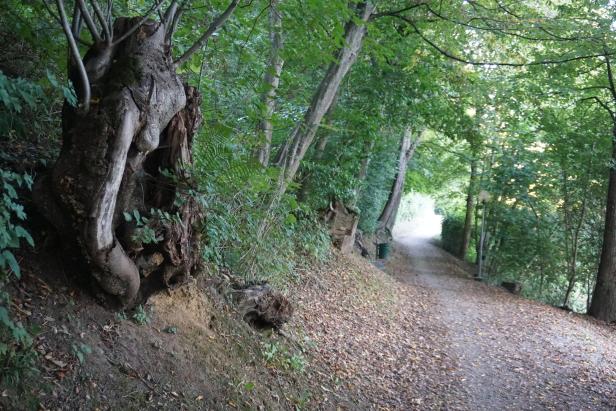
191,126 -> 331,285
0,70 -> 64,168
286,353 -> 307,373
0,72 -> 42,115
439,214 -> 465,256
163,326 -> 178,334
122,208 -> 176,245
131,305 -> 151,326
44,70 -> 76,107
261,341 -> 279,363
71,343 -> 92,365
0,169 -> 37,386
0,170 -> 33,278
357,135 -> 400,234
115,311 -> 128,322
300,159 -> 360,210
412,60 -> 610,312
6,0 -> 616,323
261,341 -> 306,373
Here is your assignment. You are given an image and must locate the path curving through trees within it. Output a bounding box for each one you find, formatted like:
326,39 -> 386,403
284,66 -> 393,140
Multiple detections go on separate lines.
391,233 -> 616,410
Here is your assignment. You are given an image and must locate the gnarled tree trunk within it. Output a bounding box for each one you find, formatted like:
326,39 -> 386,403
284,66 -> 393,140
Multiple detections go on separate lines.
35,18 -> 203,307
256,0 -> 284,167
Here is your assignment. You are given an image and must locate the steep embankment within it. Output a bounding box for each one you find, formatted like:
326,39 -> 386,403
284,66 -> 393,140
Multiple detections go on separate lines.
5,236 -> 616,410
6,244 -> 464,410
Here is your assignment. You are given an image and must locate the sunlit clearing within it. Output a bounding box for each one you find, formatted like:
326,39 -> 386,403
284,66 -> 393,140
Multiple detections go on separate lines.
393,193 -> 442,239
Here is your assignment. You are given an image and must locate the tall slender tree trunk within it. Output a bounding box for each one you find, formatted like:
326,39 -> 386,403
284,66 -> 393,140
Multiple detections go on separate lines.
474,195 -> 481,265
377,128 -> 419,233
561,146 -> 592,309
587,270 -> 593,313
313,91 -> 340,162
474,147 -> 496,264
256,0 -> 284,167
590,125 -> 616,321
458,159 -> 477,259
357,139 -> 374,182
563,272 -> 577,308
273,2 -> 374,195
296,92 -> 340,202
539,265 -> 545,299
348,139 -> 374,208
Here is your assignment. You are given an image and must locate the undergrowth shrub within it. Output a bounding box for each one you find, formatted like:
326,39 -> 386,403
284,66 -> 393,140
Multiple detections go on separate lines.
294,212 -> 331,264
299,152 -> 362,211
0,70 -> 69,169
439,214 -> 464,255
357,135 -> 399,234
192,124 -> 332,287
0,169 -> 37,386
0,69 -> 67,389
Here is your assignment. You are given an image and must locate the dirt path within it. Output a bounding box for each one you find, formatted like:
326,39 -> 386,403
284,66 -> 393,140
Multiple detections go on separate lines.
392,233 -> 616,410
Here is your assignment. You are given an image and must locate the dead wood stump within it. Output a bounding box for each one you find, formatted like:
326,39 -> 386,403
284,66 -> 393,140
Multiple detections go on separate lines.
354,230 -> 370,258
235,284 -> 293,330
324,200 -> 359,254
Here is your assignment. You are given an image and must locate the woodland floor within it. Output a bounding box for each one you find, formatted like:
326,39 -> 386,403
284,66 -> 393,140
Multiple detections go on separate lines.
3,232 -> 616,410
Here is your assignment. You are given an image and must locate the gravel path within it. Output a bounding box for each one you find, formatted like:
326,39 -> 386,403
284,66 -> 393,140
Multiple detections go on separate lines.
392,233 -> 616,410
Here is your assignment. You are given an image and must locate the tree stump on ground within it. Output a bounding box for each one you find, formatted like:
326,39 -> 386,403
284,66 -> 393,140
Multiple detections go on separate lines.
324,200 -> 359,254
354,230 -> 370,258
235,284 -> 293,330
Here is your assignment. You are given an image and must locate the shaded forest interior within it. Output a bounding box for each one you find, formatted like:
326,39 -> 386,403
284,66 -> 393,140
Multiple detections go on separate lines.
2,0 -> 616,409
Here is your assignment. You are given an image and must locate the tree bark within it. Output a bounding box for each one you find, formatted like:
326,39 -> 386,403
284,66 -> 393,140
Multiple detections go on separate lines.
590,125 -> 616,321
377,128 -> 419,233
34,18 -> 203,307
256,0 -> 284,167
272,2 -> 374,195
296,91 -> 341,202
563,275 -> 576,309
357,139 -> 375,182
312,91 -> 341,162
561,146 -> 592,309
458,159 -> 477,259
